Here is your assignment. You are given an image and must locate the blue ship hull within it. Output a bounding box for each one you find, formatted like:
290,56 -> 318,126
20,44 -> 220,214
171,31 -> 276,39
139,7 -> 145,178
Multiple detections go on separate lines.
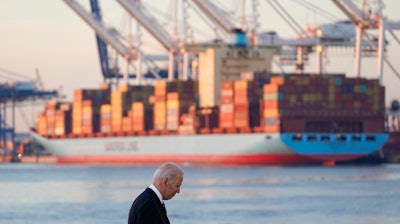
281,133 -> 389,161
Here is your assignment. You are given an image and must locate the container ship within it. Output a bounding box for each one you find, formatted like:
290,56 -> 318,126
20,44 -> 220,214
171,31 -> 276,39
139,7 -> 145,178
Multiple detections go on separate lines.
30,44 -> 389,165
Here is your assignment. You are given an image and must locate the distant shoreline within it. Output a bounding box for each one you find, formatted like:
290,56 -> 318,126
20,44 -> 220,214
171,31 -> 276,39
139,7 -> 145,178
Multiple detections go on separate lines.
1,155 -> 56,164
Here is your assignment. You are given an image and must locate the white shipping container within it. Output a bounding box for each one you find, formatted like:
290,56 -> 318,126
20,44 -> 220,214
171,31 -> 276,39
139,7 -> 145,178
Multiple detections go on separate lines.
220,104 -> 234,113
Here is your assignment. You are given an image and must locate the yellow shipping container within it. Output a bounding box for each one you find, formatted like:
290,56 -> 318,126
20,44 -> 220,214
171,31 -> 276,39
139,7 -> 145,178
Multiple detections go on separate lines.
132,109 -> 144,118
167,100 -> 179,108
234,80 -> 249,89
111,115 -> 122,123
117,84 -> 128,92
154,102 -> 166,111
154,113 -> 166,123
112,107 -> 123,115
131,102 -> 144,111
82,106 -> 92,113
101,104 -> 111,111
263,109 -> 280,117
111,91 -> 123,103
72,125 -> 82,135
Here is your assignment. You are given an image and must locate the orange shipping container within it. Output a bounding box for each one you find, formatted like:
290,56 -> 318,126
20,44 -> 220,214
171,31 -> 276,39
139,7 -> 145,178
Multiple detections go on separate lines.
101,118 -> 112,126
270,76 -> 285,85
263,84 -> 279,93
264,125 -> 280,133
220,120 -> 234,128
122,117 -> 132,132
154,80 -> 167,96
234,111 -> 249,120
234,119 -> 249,128
221,81 -> 234,89
219,112 -> 234,120
221,89 -> 234,97
234,103 -> 248,111
112,123 -> 122,132
263,100 -> 279,109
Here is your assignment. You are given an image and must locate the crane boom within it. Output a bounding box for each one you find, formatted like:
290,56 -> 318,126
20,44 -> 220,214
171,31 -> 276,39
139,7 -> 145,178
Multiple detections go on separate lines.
62,0 -> 136,60
190,0 -> 239,33
90,0 -> 117,79
115,0 -> 178,52
330,0 -> 376,27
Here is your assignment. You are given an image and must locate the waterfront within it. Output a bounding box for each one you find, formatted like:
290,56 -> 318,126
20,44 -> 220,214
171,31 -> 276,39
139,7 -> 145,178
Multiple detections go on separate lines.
0,164 -> 399,224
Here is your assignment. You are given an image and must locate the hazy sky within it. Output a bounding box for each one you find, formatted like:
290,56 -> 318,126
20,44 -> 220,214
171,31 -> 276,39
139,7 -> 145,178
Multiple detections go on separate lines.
1,0 -> 399,132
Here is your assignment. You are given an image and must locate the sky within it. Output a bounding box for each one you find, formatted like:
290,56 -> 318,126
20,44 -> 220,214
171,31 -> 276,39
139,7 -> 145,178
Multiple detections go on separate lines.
0,0 -> 400,132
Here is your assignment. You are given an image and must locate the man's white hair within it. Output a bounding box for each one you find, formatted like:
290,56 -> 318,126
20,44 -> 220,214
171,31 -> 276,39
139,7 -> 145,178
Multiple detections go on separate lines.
153,162 -> 183,183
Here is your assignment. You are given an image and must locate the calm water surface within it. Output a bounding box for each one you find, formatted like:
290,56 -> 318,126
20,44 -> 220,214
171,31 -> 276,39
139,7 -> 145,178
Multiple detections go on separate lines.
0,163 -> 399,224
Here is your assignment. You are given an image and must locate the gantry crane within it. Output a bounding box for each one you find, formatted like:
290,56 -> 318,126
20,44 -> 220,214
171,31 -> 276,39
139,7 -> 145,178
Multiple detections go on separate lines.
63,0 -> 171,85
331,0 -> 400,84
115,0 -> 183,80
0,68 -> 58,162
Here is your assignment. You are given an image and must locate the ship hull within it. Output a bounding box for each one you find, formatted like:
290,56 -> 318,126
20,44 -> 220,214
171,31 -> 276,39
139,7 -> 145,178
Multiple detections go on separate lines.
30,131 -> 388,165
55,154 -> 317,165
281,133 -> 389,162
31,132 -> 318,165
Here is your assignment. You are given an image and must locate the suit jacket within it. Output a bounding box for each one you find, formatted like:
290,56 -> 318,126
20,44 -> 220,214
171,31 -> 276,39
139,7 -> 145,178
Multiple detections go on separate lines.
128,188 -> 170,224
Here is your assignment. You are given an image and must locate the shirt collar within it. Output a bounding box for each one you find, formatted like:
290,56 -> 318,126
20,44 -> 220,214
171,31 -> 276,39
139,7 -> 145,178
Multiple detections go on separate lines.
149,184 -> 164,204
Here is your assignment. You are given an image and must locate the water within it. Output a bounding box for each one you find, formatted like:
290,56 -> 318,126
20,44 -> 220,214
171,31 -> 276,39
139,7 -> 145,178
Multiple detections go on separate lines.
0,164 -> 399,224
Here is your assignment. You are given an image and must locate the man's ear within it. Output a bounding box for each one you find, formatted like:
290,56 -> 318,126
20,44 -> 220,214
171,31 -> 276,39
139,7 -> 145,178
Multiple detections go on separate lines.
164,177 -> 169,185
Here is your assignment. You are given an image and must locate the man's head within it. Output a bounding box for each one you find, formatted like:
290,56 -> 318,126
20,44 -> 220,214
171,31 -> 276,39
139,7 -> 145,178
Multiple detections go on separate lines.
153,162 -> 184,200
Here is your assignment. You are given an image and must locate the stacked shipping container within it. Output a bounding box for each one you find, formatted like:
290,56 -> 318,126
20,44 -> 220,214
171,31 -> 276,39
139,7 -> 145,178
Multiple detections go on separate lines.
35,73 -> 386,138
127,85 -> 154,133
219,81 -> 234,129
260,74 -> 385,133
153,81 -> 167,131
36,100 -> 72,136
73,87 -> 110,135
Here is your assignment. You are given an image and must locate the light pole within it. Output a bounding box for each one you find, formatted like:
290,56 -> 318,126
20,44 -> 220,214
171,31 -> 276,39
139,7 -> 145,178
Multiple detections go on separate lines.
7,81 -> 19,162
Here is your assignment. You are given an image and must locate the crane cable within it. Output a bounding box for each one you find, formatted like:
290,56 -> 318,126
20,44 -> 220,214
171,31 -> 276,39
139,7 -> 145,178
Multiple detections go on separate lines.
292,0 -> 340,22
0,67 -> 34,81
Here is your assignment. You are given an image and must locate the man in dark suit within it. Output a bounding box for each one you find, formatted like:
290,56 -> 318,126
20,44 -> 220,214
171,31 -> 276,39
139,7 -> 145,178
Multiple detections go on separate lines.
128,162 -> 184,224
